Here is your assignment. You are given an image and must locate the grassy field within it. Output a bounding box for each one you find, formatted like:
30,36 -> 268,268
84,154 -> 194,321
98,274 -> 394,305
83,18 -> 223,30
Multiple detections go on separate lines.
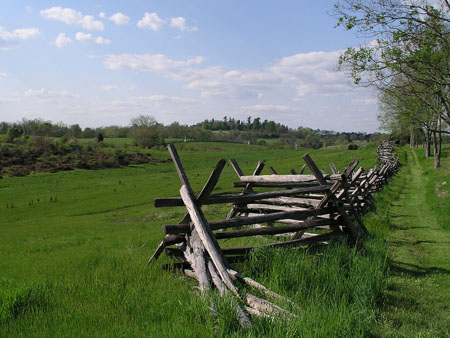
0,141 -> 448,337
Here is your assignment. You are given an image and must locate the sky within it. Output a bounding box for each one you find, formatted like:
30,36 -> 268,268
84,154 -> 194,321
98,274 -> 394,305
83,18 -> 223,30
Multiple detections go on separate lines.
0,1 -> 380,132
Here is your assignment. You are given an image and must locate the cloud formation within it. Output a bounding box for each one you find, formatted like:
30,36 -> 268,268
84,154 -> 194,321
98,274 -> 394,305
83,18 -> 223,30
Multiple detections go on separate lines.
75,32 -> 110,45
137,12 -> 197,31
24,88 -> 80,101
104,50 -> 354,99
109,12 -> 130,25
170,17 -> 198,31
54,33 -> 72,48
40,7 -> 104,31
137,12 -> 166,31
0,26 -> 39,50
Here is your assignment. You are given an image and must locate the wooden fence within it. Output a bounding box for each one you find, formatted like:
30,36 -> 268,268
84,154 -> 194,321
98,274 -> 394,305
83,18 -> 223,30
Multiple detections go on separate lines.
148,142 -> 399,326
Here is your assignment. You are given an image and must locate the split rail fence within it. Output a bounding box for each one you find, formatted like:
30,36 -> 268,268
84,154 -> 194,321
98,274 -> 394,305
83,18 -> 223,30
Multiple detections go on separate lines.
148,141 -> 399,327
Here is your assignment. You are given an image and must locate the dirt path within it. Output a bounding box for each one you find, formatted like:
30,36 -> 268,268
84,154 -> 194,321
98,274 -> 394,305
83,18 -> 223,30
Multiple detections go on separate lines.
379,150 -> 450,336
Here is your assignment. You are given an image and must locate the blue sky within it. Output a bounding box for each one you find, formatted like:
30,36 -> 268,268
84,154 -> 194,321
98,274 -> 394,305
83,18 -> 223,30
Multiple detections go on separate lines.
0,1 -> 379,132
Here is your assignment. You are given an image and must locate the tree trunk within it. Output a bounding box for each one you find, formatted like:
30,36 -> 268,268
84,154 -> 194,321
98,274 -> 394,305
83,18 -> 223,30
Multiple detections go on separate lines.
432,129 -> 441,169
425,129 -> 431,158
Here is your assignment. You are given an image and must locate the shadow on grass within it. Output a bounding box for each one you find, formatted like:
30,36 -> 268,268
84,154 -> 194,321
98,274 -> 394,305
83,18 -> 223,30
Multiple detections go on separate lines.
389,259 -> 450,277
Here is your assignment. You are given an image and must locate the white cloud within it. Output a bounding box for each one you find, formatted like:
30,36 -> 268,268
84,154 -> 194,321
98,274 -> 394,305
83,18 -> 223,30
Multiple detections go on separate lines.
241,104 -> 291,111
40,7 -> 104,31
99,12 -> 106,19
24,88 -> 80,100
0,26 -> 39,50
13,28 -> 40,39
104,54 -> 204,76
75,32 -> 92,42
75,32 -> 110,45
170,17 -> 198,31
137,12 -> 166,30
94,36 -> 110,45
132,95 -> 199,103
0,72 -> 7,78
54,33 -> 72,48
104,50 -> 370,103
109,12 -> 130,25
79,15 -> 104,31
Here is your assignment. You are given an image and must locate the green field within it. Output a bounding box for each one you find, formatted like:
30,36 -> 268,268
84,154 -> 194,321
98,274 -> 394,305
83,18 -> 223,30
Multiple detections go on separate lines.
1,142 -> 448,337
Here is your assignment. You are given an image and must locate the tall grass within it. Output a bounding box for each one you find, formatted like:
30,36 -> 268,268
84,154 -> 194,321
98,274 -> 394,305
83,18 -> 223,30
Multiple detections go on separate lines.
414,146 -> 450,230
0,142 -> 395,336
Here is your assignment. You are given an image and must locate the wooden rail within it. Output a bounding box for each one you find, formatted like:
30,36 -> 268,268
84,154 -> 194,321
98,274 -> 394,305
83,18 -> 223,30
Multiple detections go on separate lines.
147,141 -> 399,327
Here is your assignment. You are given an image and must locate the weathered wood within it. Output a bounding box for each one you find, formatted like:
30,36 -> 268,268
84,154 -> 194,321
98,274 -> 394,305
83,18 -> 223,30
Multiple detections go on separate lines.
246,294 -> 294,318
246,203 -> 309,212
245,306 -> 274,320
299,164 -> 307,174
228,269 -> 295,306
163,206 -> 336,235
213,219 -> 341,240
229,158 -> 244,177
239,173 -> 342,184
233,181 -> 325,188
178,158 -> 227,224
207,258 -> 226,296
147,234 -> 186,264
330,162 -> 339,174
168,144 -> 194,195
221,230 -> 345,255
180,185 -> 239,296
155,185 -> 330,207
184,229 -> 211,292
147,240 -> 165,264
245,160 -> 265,192
302,153 -> 360,241
269,166 -> 278,174
257,196 -> 320,208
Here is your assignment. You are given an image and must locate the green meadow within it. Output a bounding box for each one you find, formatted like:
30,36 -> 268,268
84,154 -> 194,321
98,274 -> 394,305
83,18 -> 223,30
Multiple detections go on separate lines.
1,141 -> 448,337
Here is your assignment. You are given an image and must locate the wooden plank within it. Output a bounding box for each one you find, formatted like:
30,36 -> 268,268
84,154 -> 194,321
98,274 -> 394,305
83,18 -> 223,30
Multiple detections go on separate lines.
178,158 -> 226,224
239,173 -> 342,184
233,181 -> 326,188
155,185 -> 330,208
302,153 -> 360,241
221,231 -> 345,255
298,164 -> 307,174
330,162 -> 339,174
183,229 -> 211,292
180,185 -> 239,296
246,293 -> 294,318
228,269 -> 295,306
147,234 -> 186,264
163,206 -> 336,234
213,219 -> 341,240
229,158 -> 244,177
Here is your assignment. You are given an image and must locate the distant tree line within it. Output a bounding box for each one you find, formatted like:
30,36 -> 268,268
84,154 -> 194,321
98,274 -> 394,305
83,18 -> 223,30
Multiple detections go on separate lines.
1,116 -> 384,150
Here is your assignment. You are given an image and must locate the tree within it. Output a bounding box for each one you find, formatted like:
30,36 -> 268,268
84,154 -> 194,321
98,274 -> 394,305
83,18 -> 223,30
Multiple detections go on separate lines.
334,0 -> 450,122
130,115 -> 161,148
7,126 -> 23,142
97,132 -> 104,143
334,0 -> 450,167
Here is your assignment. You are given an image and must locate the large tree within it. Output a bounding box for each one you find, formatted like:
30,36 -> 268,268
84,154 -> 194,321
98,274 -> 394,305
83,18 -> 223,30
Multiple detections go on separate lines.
130,115 -> 161,148
334,0 -> 450,167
